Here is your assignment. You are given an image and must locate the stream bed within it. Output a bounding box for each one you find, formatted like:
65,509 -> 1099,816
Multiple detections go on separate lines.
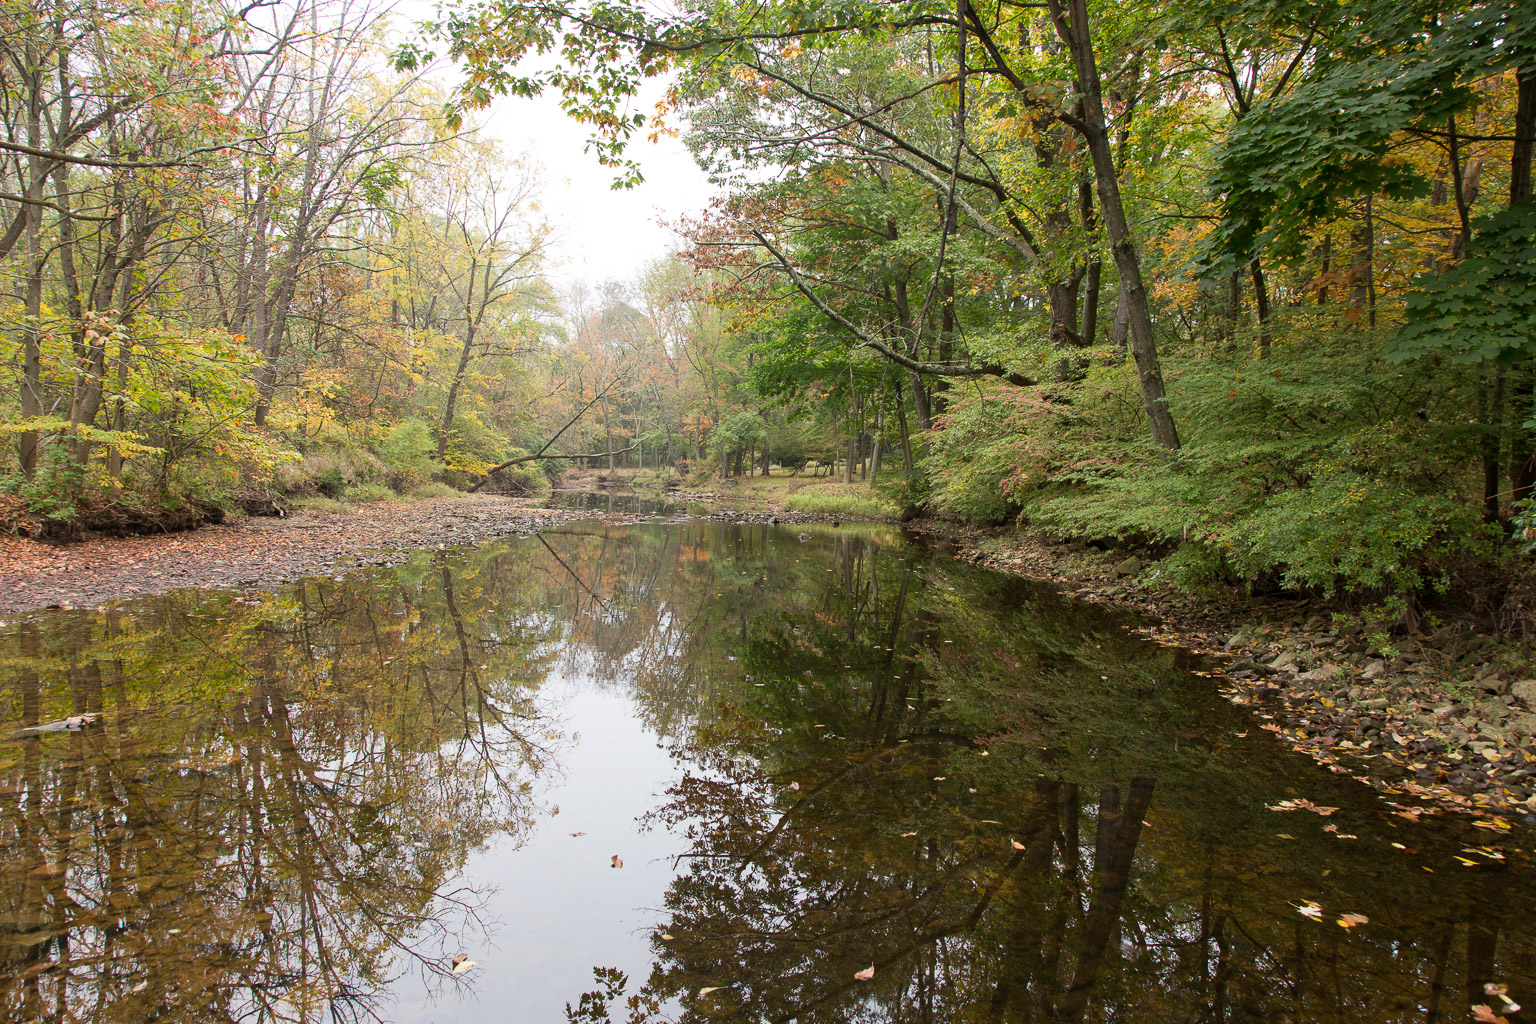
1,519 -> 1532,1023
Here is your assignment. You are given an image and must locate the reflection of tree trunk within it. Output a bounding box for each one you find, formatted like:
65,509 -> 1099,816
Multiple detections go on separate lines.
1466,916 -> 1501,1015
985,776 -> 1062,1022
1057,777 -> 1155,1023
1425,927 -> 1453,1024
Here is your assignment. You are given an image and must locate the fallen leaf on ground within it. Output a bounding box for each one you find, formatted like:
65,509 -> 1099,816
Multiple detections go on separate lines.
854,966 -> 875,981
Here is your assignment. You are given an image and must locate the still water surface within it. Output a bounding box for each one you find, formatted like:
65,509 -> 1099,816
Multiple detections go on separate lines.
2,520 -> 1533,1023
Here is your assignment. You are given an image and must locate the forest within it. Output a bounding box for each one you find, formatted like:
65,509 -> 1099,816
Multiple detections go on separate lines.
2,0 -> 1533,612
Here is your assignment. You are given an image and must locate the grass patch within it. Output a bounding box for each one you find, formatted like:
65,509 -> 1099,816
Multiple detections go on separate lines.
342,482 -> 397,503
782,483 -> 900,519
294,496 -> 349,514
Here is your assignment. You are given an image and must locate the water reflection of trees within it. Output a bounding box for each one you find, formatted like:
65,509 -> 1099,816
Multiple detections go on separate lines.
542,524 -> 1536,1024
0,551 -> 564,1023
6,526 -> 1536,1024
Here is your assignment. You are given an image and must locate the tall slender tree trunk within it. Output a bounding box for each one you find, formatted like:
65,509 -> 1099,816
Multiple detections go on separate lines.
1080,260 -> 1101,347
1249,258 -> 1271,358
1109,282 -> 1131,360
18,54 -> 45,478
1050,0 -> 1179,450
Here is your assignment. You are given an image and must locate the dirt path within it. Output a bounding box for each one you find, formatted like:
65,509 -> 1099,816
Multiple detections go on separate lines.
0,496 -> 587,613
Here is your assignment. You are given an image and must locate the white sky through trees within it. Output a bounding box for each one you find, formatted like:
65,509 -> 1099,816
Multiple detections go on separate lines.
389,0 -> 715,289
483,86 -> 713,288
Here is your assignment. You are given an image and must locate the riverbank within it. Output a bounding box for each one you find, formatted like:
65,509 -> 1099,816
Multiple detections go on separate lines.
0,496 -> 589,613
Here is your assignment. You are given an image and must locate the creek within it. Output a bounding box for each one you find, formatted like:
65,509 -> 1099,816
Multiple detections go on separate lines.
1,518 -> 1531,1023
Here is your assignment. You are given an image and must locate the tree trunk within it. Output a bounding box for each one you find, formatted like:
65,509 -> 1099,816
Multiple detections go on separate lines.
1249,258 -> 1271,358
1509,362 -> 1536,507
1350,196 -> 1376,327
1507,69 -> 1536,508
1050,277 -> 1085,381
1109,281 -> 1131,359
1080,259 -> 1101,347
1050,0 -> 1179,450
1484,367 -> 1506,521
18,54 -> 45,478
909,370 -> 932,431
1512,66 -> 1535,207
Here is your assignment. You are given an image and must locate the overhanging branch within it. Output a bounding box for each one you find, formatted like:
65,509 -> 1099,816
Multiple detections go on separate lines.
750,230 -> 1036,388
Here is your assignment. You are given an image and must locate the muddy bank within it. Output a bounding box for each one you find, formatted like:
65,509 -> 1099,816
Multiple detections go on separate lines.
0,496 -> 589,613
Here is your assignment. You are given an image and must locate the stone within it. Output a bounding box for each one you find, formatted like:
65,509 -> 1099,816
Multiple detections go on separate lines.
1361,659 -> 1387,680
1113,556 -> 1144,577
1270,651 -> 1300,672
1512,680 -> 1536,703
1357,697 -> 1390,711
1478,722 -> 1511,742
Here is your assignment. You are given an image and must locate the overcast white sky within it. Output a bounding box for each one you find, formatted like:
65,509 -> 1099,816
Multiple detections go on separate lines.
384,0 -> 716,292
472,81 -> 716,291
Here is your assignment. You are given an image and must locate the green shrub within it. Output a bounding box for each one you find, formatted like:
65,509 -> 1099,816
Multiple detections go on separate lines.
990,326 -> 1494,597
380,418 -> 440,490
342,482 -> 397,503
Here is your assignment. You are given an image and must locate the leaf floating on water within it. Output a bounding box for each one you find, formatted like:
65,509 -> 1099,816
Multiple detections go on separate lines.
854,965 -> 875,981
1295,901 -> 1324,920
901,832 -> 918,838
1336,913 -> 1368,929
789,782 -> 800,791
1484,982 -> 1521,1014
1471,1005 -> 1509,1024
660,933 -> 674,941
1010,839 -> 1026,851
698,986 -> 727,997
1265,799 -> 1339,816
452,954 -> 476,974
933,776 -> 946,781
569,832 -> 586,837
611,855 -> 624,869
